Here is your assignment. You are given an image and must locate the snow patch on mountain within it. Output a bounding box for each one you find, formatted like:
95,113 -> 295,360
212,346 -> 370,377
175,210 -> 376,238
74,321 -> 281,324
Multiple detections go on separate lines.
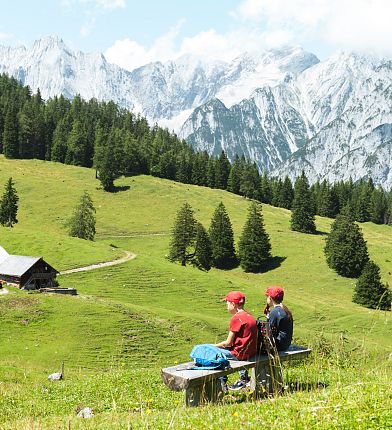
0,36 -> 391,187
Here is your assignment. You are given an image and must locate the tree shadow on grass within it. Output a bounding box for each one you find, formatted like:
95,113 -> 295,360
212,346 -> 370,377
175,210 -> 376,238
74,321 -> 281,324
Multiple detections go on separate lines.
96,185 -> 130,193
315,230 -> 328,236
111,185 -> 130,193
263,256 -> 287,272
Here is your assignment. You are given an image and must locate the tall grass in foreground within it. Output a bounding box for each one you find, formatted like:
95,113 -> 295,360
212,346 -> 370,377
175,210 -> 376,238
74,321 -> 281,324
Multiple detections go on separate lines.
0,334 -> 390,429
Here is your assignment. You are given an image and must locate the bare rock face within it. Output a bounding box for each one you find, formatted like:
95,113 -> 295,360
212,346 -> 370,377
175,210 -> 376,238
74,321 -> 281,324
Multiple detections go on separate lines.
1,37 -> 391,187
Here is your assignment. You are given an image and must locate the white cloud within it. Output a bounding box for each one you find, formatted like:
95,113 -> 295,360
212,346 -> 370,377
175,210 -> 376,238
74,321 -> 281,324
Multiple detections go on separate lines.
105,20 -> 184,70
235,0 -> 264,21
233,0 -> 392,55
105,0 -> 392,70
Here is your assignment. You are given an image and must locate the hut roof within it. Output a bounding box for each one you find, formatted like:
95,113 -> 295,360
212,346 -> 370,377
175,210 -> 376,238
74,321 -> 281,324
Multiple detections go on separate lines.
0,255 -> 41,277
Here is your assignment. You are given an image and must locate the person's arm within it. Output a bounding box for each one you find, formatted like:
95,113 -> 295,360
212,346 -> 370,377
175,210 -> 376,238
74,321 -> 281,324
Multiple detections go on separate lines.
215,330 -> 236,348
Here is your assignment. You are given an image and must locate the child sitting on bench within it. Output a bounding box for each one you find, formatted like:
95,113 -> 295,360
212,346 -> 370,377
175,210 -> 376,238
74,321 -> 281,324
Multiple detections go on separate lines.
215,291 -> 258,391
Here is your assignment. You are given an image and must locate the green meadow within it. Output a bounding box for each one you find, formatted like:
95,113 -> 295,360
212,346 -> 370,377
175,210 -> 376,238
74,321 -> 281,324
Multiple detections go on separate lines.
0,156 -> 391,429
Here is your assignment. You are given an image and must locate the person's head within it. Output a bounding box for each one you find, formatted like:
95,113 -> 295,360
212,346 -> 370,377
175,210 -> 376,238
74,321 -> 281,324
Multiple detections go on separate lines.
265,286 -> 284,306
265,286 -> 293,321
224,291 -> 245,314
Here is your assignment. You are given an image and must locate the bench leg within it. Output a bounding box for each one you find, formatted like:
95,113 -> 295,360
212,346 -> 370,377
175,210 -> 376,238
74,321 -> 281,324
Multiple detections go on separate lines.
184,379 -> 223,407
250,360 -> 284,398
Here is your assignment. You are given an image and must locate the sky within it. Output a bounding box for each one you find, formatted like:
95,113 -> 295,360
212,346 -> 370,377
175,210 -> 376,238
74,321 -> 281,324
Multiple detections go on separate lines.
1,0 -> 391,71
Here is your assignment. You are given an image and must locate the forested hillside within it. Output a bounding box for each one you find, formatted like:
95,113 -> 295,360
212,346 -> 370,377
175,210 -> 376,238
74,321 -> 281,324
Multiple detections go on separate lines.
1,73 -> 392,223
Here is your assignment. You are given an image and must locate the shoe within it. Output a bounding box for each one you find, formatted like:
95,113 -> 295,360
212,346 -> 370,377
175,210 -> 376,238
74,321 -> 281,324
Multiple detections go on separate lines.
228,379 -> 248,391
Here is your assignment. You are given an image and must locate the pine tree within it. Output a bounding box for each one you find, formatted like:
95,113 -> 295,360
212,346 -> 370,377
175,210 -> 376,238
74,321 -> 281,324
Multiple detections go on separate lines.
51,118 -> 69,163
215,151 -> 231,189
194,222 -> 213,271
240,162 -> 259,199
259,172 -> 273,204
96,128 -> 121,191
67,191 -> 96,240
206,158 -> 216,188
354,181 -> 372,222
279,176 -> 294,209
168,203 -> 197,266
271,179 -> 283,207
209,202 -> 237,269
369,188 -> 388,224
3,105 -> 19,159
324,215 -> 369,278
290,171 -> 316,234
65,119 -> 87,166
353,261 -> 391,311
0,177 -> 19,227
238,202 -> 271,272
316,180 -> 339,218
191,151 -> 208,186
227,155 -> 243,194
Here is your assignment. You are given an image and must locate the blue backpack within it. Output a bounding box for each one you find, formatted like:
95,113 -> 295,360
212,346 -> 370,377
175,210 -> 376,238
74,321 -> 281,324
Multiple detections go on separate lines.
190,344 -> 230,370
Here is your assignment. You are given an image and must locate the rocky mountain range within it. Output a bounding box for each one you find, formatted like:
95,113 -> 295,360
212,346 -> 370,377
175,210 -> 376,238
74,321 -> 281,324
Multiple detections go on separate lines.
0,36 -> 391,188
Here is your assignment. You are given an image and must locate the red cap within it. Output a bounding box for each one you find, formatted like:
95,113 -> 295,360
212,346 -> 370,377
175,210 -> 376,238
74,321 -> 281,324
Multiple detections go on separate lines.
224,291 -> 245,304
265,286 -> 284,301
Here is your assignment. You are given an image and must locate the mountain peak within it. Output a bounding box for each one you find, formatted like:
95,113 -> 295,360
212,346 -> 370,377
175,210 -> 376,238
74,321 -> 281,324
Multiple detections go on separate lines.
32,35 -> 67,51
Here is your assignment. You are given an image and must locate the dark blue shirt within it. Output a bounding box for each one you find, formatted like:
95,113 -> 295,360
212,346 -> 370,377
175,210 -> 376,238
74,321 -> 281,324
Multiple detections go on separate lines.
268,306 -> 293,351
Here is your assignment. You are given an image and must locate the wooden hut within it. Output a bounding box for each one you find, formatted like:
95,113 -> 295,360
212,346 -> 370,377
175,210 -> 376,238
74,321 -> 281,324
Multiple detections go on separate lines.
0,246 -> 58,290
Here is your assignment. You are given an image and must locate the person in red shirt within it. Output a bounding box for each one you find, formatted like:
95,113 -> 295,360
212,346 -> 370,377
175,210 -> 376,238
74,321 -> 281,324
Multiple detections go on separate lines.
215,291 -> 258,391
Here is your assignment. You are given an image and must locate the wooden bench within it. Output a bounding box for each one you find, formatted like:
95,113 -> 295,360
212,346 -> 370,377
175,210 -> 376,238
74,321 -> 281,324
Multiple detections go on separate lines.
161,345 -> 311,406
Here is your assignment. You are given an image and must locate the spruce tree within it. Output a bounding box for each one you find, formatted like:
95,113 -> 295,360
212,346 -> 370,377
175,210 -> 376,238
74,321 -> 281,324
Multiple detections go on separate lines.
0,177 -> 19,227
3,105 -> 19,159
168,203 -> 197,266
67,191 -> 96,240
279,176 -> 294,209
96,129 -> 121,191
240,162 -> 259,199
215,151 -> 231,189
238,202 -> 271,272
65,119 -> 87,166
324,215 -> 369,277
51,118 -> 69,163
206,158 -> 216,188
353,261 -> 391,311
227,155 -> 243,195
317,180 -> 339,218
354,179 -> 373,222
194,222 -> 213,271
290,171 -> 316,234
369,188 -> 388,224
209,202 -> 237,269
259,172 -> 273,204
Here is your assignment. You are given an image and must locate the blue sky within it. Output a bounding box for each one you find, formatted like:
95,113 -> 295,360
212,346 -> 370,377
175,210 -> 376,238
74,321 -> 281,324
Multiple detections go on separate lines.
1,1 -> 391,71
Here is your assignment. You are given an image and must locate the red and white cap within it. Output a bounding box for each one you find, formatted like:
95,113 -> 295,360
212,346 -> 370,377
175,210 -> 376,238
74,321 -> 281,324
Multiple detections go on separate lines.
224,291 -> 245,304
265,286 -> 284,301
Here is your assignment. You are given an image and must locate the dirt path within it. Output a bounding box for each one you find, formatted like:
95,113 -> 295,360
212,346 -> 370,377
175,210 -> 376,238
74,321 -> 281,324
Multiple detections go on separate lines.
59,251 -> 136,275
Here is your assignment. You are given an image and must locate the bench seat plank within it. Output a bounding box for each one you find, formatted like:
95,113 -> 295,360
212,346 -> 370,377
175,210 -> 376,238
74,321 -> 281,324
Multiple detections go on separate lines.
161,345 -> 311,391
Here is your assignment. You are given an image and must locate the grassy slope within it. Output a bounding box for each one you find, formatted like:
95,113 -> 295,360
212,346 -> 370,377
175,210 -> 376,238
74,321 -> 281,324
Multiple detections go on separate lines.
0,156 -> 391,429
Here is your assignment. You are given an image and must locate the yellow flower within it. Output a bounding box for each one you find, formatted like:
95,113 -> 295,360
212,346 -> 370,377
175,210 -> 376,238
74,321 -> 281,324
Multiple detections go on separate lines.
232,412 -> 239,417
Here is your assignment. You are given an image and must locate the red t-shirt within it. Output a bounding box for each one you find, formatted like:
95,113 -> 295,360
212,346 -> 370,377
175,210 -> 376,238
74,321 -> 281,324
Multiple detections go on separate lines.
229,311 -> 257,360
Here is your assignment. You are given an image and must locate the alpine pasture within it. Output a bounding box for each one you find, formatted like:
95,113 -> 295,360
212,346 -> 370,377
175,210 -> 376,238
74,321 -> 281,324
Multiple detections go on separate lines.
0,156 -> 391,429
